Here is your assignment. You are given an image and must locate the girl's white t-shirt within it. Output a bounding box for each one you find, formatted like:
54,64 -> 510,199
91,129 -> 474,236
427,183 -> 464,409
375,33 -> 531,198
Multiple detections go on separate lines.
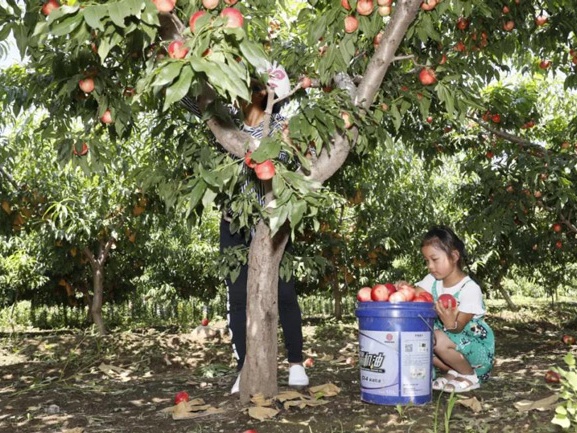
416,273 -> 486,318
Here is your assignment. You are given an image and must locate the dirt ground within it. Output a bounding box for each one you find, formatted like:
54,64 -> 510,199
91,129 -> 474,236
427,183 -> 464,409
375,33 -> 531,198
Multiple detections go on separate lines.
1,301 -> 575,433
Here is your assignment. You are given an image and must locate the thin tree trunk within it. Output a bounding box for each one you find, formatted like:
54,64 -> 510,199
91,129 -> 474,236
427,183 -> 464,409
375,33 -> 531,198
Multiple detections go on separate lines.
83,238 -> 115,336
91,263 -> 106,335
496,284 -> 518,311
333,204 -> 346,321
240,220 -> 289,402
494,270 -> 518,311
333,272 -> 342,320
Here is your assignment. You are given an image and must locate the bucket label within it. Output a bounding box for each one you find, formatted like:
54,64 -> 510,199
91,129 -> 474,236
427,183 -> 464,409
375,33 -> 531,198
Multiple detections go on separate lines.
359,330 -> 431,398
359,330 -> 399,396
400,331 -> 432,397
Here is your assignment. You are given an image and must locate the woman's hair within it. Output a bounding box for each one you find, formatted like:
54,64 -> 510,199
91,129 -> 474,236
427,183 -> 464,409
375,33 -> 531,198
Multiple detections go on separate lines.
250,79 -> 288,114
421,225 -> 468,270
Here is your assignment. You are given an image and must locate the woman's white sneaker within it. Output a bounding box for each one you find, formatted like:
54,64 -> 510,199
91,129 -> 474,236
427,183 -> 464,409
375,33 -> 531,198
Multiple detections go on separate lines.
230,374 -> 240,394
288,365 -> 309,387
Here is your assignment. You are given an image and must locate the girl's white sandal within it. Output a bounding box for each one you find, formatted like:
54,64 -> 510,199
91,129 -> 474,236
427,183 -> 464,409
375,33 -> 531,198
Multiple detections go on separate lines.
432,370 -> 459,391
442,373 -> 480,393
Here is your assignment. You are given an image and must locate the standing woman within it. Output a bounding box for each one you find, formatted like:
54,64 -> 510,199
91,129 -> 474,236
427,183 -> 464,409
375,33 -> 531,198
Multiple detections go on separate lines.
183,64 -> 309,394
222,67 -> 308,394
411,226 -> 495,393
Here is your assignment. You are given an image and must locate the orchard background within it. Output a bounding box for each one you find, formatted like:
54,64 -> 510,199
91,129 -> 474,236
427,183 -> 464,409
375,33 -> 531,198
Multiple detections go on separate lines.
1,0 -> 577,429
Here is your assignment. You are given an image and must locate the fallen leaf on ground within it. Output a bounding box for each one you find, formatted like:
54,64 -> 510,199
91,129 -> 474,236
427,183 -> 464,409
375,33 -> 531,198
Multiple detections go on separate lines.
456,396 -> 482,413
172,406 -> 225,420
160,398 -> 225,420
247,405 -> 279,421
251,393 -> 274,406
98,363 -> 131,381
514,394 -> 559,412
318,354 -> 335,361
283,397 -> 329,409
62,428 -> 85,433
160,398 -> 206,413
275,390 -> 308,402
308,383 -> 341,398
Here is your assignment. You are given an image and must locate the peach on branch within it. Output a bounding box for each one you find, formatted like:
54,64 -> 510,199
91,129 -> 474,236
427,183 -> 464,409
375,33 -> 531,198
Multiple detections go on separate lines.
300,76 -> 312,89
420,0 -> 437,11
418,68 -> 437,85
344,16 -> 359,33
168,40 -> 189,59
503,20 -> 515,31
152,0 -> 176,13
41,0 -> 60,16
341,0 -> 351,10
535,15 -> 548,26
356,0 -> 374,16
254,160 -> 275,180
539,60 -> 551,69
378,6 -> 391,16
78,78 -> 95,94
456,17 -> 469,31
202,0 -> 219,10
100,109 -> 113,124
189,11 -> 207,33
221,7 -> 244,28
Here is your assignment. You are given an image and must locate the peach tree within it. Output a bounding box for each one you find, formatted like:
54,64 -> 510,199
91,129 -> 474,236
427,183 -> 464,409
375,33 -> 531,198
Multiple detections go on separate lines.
1,0 -> 576,400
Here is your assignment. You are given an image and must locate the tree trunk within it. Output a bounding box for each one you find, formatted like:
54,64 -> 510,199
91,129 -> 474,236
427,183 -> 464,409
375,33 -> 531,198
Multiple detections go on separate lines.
83,238 -> 115,336
91,261 -> 107,335
491,259 -> 518,311
496,281 -> 518,311
240,220 -> 289,403
333,272 -> 342,321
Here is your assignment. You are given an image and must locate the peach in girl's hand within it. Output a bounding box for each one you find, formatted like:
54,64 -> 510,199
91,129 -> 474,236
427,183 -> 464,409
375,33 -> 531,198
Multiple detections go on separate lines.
438,293 -> 457,308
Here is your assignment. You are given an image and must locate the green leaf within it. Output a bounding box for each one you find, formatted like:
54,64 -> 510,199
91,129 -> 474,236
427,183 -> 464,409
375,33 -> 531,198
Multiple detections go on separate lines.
97,37 -> 112,62
239,39 -> 269,72
108,2 -> 129,28
565,371 -> 577,389
141,2 -> 160,26
83,4 -> 107,31
153,62 -> 184,87
50,12 -> 83,36
251,137 -> 281,162
390,103 -> 402,130
0,22 -> 11,42
190,57 -> 249,102
163,65 -> 194,111
11,23 -> 27,59
269,205 -> 289,236
201,187 -> 218,209
185,180 -> 207,217
289,199 -> 306,227
437,83 -> 455,118
272,173 -> 287,199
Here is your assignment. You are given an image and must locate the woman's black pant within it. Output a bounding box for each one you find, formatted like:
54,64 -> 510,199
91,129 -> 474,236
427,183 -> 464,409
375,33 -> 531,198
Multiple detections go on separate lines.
220,218 -> 304,371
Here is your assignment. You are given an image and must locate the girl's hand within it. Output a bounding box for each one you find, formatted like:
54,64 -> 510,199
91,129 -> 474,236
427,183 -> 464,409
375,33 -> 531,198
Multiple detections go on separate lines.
435,300 -> 459,326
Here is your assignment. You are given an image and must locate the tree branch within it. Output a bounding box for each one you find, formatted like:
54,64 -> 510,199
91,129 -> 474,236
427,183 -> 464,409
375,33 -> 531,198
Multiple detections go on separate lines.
468,115 -> 544,149
158,12 -> 186,40
310,0 -> 422,184
355,0 -> 423,109
83,247 -> 96,266
392,54 -> 415,62
100,237 -> 116,265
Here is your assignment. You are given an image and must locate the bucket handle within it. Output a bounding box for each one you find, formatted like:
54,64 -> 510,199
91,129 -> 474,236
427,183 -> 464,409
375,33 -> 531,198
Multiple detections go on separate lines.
419,314 -> 436,333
